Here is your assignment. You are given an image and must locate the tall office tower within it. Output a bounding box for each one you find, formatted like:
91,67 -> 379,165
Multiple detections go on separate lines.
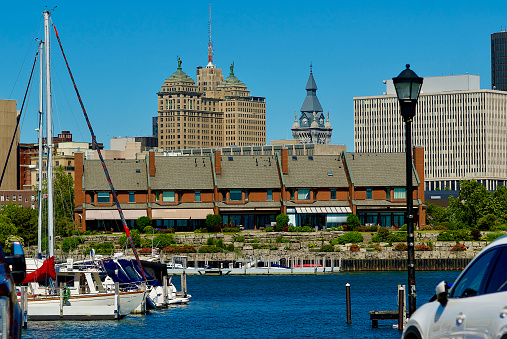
492,30 -> 507,91
291,67 -> 333,144
0,99 -> 19,190
156,10 -> 266,150
354,74 -> 507,191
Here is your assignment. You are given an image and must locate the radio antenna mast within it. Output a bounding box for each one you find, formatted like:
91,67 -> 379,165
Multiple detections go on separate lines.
207,3 -> 214,68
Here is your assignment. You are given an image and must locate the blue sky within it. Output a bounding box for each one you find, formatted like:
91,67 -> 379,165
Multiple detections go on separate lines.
1,0 -> 505,151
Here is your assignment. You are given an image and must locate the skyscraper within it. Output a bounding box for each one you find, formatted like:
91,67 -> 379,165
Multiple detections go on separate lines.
492,30 -> 507,91
354,74 -> 507,191
291,67 -> 332,144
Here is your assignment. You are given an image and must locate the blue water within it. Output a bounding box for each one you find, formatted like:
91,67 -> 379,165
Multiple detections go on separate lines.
23,271 -> 459,339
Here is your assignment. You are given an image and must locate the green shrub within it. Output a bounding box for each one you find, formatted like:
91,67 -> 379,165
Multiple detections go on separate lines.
269,246 -> 278,250
371,235 -> 381,242
301,226 -> 315,232
215,239 -> 224,248
328,226 -> 343,231
206,237 -> 214,246
387,232 -> 407,243
484,232 -> 505,242
224,244 -> 234,252
119,230 -> 141,247
319,244 -> 334,252
222,227 -> 240,233
377,227 -> 390,241
197,245 -> 222,253
437,231 -> 472,242
143,226 -> 154,235
275,214 -> 289,232
477,214 -> 498,231
153,234 -> 175,248
62,237 -> 84,253
346,214 -> 361,231
135,216 -> 152,233
140,238 -> 152,248
308,243 -> 316,248
265,227 -> 273,232
234,235 -> 245,242
493,224 -> 507,231
251,238 -> 260,243
400,224 -> 407,231
205,214 -> 222,232
331,231 -> 363,245
87,242 -> 114,255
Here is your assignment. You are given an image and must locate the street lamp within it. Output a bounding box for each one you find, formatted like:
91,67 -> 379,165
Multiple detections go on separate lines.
393,64 -> 423,317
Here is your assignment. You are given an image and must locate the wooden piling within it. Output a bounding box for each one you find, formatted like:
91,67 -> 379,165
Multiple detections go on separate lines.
21,286 -> 27,328
59,282 -> 64,318
398,286 -> 405,332
346,283 -> 351,324
162,276 -> 168,308
114,282 -> 120,319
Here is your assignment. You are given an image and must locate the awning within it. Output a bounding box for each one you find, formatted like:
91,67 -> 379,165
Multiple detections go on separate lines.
86,210 -> 147,220
151,209 -> 214,220
295,206 -> 352,214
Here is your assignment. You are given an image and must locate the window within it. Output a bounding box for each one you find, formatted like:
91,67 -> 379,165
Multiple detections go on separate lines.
366,188 -> 372,199
0,196 -> 3,202
90,194 -> 94,203
162,191 -> 175,202
450,248 -> 499,298
195,191 -> 200,202
56,161 -> 59,166
230,190 -> 242,201
18,195 -> 22,201
97,192 -> 109,203
267,190 -> 273,201
290,189 -> 294,200
12,195 -> 16,202
129,192 -> 135,203
298,189 -> 310,200
331,189 -> 336,200
386,189 -> 391,200
485,248 -> 507,294
393,188 -> 406,199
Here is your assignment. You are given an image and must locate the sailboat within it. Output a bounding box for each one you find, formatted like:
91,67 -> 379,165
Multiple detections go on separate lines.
21,10 -> 145,320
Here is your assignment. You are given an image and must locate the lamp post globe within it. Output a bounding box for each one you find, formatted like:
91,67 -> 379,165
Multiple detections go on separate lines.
392,64 -> 423,317
393,64 -> 423,121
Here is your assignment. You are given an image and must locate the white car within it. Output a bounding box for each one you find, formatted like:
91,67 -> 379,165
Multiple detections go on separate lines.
402,235 -> 507,339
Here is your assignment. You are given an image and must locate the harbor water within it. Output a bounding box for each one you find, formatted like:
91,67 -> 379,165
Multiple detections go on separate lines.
23,271 -> 459,339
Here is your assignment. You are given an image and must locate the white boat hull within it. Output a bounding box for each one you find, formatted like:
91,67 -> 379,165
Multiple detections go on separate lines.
27,290 -> 145,320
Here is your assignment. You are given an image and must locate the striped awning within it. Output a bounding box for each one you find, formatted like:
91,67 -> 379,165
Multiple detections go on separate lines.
295,206 -> 352,214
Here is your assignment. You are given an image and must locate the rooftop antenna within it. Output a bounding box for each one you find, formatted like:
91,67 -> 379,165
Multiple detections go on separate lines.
206,3 -> 214,68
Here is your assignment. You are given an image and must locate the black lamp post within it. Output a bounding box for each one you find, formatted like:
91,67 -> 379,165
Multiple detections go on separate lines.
392,64 -> 423,317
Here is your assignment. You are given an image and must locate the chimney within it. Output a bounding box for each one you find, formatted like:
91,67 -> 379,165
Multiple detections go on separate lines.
149,151 -> 155,176
412,146 -> 424,202
74,151 -> 85,207
281,148 -> 288,174
215,150 -> 221,175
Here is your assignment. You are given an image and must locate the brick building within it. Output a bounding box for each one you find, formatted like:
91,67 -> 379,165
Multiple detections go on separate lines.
74,147 -> 425,232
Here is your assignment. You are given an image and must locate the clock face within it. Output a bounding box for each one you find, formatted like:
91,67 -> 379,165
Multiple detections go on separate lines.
302,118 -> 308,125
319,118 -> 324,124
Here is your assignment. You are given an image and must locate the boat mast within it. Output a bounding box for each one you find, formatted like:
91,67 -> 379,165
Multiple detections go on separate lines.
44,11 -> 54,258
37,39 -> 44,256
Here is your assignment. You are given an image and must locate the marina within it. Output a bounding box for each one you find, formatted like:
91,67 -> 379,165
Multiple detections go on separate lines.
22,271 -> 460,339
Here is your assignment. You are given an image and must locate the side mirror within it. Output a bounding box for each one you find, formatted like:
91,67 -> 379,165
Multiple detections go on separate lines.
5,242 -> 26,284
436,281 -> 448,306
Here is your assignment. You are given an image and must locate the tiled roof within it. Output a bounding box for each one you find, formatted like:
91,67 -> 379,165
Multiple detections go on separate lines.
345,152 -> 418,187
284,155 -> 348,188
83,159 -> 148,191
352,199 -> 422,207
285,200 -> 350,207
216,155 -> 281,189
151,156 -> 214,190
150,202 -> 214,209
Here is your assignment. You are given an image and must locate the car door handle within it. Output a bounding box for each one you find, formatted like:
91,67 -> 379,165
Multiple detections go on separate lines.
456,313 -> 466,325
501,307 -> 507,319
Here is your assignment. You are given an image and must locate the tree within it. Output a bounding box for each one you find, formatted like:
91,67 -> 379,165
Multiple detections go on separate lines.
448,180 -> 500,229
477,213 -> 498,231
0,203 -> 37,246
425,203 -> 449,225
136,216 -> 152,233
41,165 -> 75,236
0,215 -> 17,250
346,214 -> 361,231
493,185 -> 507,222
275,214 -> 289,232
205,214 -> 222,232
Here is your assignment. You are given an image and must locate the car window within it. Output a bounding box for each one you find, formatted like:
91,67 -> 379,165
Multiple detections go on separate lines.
450,248 -> 499,298
485,247 -> 507,294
